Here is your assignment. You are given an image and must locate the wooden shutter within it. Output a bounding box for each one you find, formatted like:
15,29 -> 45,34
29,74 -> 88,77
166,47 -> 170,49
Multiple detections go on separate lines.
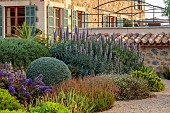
0,6 -> 3,38
84,12 -> 88,28
48,6 -> 54,38
25,5 -> 36,36
71,10 -> 76,31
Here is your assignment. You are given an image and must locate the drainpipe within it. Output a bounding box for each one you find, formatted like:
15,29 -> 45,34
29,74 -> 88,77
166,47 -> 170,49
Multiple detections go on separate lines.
29,0 -> 32,5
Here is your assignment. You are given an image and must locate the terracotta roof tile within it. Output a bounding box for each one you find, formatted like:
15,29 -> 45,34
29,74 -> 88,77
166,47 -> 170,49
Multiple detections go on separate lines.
95,32 -> 170,46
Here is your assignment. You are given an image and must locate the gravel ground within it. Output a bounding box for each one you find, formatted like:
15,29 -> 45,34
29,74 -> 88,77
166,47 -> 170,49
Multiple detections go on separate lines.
99,79 -> 170,113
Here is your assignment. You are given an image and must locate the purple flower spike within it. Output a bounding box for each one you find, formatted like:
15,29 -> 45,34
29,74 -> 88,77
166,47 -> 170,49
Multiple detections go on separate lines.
66,26 -> 69,36
109,51 -> 112,60
25,92 -> 30,97
27,79 -> 33,85
19,85 -> 26,92
0,70 -> 3,77
86,30 -> 89,37
8,86 -> 15,95
43,89 -> 52,94
82,30 -> 85,40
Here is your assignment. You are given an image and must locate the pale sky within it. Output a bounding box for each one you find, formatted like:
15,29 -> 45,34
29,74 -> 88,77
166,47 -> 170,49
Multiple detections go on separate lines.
145,0 -> 166,19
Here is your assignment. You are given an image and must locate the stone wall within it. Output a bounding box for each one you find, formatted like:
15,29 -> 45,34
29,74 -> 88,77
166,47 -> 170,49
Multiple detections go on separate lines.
142,46 -> 170,73
72,0 -> 145,28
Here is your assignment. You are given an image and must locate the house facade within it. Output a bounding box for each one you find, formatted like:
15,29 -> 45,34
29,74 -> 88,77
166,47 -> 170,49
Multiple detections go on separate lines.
0,0 -> 145,38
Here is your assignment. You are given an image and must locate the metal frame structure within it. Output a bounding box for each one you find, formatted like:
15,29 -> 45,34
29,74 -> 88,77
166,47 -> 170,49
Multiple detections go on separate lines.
80,0 -> 168,28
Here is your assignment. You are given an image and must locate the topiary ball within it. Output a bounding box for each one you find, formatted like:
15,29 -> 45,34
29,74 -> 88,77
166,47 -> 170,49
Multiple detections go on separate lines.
26,57 -> 71,85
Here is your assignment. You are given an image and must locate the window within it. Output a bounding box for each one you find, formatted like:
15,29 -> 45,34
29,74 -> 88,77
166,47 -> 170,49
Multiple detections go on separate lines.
78,11 -> 82,28
108,16 -> 115,27
5,7 -> 25,36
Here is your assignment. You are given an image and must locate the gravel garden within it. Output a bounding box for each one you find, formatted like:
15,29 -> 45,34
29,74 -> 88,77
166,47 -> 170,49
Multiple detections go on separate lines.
0,25 -> 169,113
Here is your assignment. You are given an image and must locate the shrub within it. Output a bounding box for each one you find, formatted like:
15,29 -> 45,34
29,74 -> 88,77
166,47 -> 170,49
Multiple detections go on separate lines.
50,33 -> 144,76
123,20 -> 133,27
162,66 -> 170,80
30,90 -> 95,113
137,66 -> 155,74
0,63 -> 53,106
0,88 -> 23,111
50,42 -> 97,77
33,36 -> 49,47
26,57 -> 71,85
0,38 -> 49,68
110,75 -> 151,100
57,77 -> 118,112
0,109 -> 26,113
57,90 -> 95,113
30,102 -> 71,113
131,70 -> 165,92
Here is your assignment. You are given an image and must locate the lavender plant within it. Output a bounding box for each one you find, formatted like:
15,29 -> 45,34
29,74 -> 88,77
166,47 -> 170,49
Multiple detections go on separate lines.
0,63 -> 52,106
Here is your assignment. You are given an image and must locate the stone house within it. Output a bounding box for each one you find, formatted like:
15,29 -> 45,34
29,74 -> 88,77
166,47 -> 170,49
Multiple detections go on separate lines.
0,0 -> 145,38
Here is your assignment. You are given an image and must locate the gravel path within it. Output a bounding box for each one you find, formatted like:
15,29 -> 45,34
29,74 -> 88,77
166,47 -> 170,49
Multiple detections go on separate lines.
99,79 -> 170,113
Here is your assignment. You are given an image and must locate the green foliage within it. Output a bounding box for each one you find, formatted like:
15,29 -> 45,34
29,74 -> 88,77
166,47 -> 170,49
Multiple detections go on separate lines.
50,42 -> 96,77
163,0 -> 170,21
15,22 -> 39,39
29,90 -> 94,113
123,20 -> 133,27
0,38 -> 49,69
131,70 -> 165,92
110,75 -> 151,100
33,36 -> 49,47
30,102 -> 71,113
57,77 -> 117,112
137,66 -> 155,74
0,88 -> 23,111
57,90 -> 95,113
162,66 -> 170,80
0,109 -> 26,113
91,90 -> 114,112
26,57 -> 71,85
50,35 -> 143,76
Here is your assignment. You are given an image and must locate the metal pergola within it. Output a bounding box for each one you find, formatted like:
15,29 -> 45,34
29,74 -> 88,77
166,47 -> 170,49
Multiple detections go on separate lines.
80,0 -> 168,28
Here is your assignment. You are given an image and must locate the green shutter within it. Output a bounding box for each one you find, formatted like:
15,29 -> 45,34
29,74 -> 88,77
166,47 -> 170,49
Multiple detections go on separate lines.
142,0 -> 145,10
134,0 -> 138,10
25,5 -> 36,36
0,6 -> 3,38
55,9 -> 59,33
62,8 -> 68,31
103,15 -> 108,27
71,10 -> 76,31
84,12 -> 88,28
48,6 -> 54,38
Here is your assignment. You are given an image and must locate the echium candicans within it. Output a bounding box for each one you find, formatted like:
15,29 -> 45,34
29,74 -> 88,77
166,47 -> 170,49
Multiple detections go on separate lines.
8,85 -> 15,95
19,85 -> 26,92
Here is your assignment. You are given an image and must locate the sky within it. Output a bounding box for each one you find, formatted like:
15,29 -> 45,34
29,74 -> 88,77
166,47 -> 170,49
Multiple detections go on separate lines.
145,0 -> 166,19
